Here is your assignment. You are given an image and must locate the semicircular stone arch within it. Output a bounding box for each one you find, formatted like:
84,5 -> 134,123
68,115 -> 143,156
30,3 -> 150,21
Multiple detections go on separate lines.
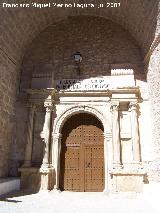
52,105 -> 111,137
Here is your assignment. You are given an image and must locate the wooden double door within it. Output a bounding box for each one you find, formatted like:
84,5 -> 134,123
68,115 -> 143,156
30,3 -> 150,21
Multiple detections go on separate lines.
60,113 -> 104,192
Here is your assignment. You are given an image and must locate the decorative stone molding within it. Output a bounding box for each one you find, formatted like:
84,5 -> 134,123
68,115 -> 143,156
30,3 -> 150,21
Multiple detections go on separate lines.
32,72 -> 52,78
104,132 -> 112,140
52,133 -> 62,141
44,102 -> 54,112
110,170 -> 146,176
111,69 -> 134,76
110,162 -> 145,174
52,105 -> 109,135
111,69 -> 135,88
25,88 -> 56,95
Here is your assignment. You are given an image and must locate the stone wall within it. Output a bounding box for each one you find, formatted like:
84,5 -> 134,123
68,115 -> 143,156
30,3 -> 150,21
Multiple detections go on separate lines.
20,16 -> 144,90
2,16 -> 146,177
0,1 -> 159,183
0,50 -> 19,177
147,43 -> 160,181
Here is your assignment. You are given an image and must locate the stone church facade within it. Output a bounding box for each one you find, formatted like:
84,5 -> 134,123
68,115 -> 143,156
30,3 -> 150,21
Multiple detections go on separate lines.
0,0 -> 159,194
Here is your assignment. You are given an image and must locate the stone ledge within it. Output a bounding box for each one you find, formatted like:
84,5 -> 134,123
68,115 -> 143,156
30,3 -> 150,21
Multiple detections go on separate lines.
110,170 -> 147,176
19,167 -> 39,173
19,166 -> 54,174
110,162 -> 147,176
0,177 -> 20,196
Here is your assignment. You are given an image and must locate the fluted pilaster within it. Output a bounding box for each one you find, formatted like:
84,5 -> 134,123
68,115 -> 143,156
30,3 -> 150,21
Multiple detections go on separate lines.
129,102 -> 141,162
111,102 -> 121,166
23,104 -> 36,167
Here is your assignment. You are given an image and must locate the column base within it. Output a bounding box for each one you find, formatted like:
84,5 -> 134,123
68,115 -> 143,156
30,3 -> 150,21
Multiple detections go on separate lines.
39,166 -> 55,190
51,187 -> 61,193
103,189 -> 110,195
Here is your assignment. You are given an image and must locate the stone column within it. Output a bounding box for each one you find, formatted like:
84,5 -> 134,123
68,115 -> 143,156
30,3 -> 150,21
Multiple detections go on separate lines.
129,102 -> 141,162
23,104 -> 36,167
41,101 -> 53,168
52,133 -> 62,190
111,102 -> 121,166
104,132 -> 113,193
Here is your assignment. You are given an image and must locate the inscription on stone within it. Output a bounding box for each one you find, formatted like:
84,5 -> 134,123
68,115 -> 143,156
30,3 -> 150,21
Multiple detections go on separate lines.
55,77 -> 110,91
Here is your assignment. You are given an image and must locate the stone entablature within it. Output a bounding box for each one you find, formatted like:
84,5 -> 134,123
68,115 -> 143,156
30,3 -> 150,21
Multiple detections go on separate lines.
31,69 -> 136,91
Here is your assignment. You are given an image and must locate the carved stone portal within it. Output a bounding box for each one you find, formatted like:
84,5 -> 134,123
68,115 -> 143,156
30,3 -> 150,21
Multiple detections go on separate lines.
19,86 -> 146,193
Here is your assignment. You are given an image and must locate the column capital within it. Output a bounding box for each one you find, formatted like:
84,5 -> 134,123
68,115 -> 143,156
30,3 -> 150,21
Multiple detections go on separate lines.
111,101 -> 119,112
129,101 -> 138,111
52,133 -> 62,141
44,101 -> 54,112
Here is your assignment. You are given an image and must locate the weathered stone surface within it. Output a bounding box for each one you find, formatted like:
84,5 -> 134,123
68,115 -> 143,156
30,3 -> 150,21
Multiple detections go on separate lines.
21,16 -> 143,90
0,0 -> 159,190
147,43 -> 160,181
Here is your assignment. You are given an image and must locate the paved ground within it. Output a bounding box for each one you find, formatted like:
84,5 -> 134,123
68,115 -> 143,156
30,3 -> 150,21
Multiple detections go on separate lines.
0,189 -> 160,213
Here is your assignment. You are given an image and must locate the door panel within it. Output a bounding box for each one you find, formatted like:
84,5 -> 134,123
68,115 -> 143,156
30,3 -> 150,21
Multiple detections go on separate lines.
64,147 -> 81,191
84,145 -> 104,192
60,113 -> 104,192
